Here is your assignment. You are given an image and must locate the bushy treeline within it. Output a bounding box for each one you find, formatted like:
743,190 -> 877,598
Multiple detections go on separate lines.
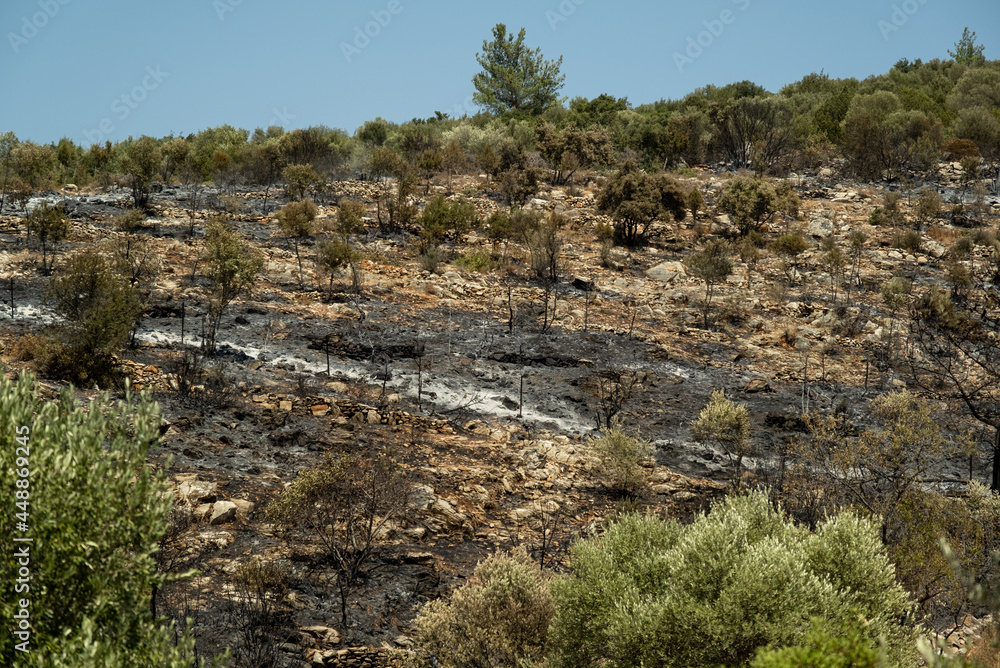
1,35 -> 997,212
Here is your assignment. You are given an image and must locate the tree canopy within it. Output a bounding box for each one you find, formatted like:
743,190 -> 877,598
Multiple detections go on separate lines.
472,23 -> 565,116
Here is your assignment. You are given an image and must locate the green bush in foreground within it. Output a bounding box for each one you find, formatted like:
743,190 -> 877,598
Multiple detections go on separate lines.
548,491 -> 917,668
0,370 -> 225,667
750,621 -> 884,668
412,547 -> 553,668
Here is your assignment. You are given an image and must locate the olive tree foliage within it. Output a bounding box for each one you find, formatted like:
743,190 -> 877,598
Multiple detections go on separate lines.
120,136 -> 162,207
25,202 -> 70,274
412,547 -> 554,668
548,491 -> 918,668
596,160 -> 687,247
0,372 -> 227,668
266,448 -> 411,629
282,163 -> 324,201
11,140 -> 56,194
420,195 -> 479,248
472,23 -> 565,116
204,217 -> 265,353
717,175 -> 800,236
750,623 -> 884,668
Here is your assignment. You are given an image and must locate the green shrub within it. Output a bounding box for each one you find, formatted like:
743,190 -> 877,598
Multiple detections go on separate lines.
453,250 -> 500,273
42,250 -> 143,385
590,421 -> 653,495
420,196 -> 479,247
750,622 -> 883,667
892,229 -> 922,254
413,547 -> 553,668
0,372 -> 226,667
548,491 -> 917,668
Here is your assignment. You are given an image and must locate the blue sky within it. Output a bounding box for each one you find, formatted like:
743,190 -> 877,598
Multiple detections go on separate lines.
1,0 -> 997,146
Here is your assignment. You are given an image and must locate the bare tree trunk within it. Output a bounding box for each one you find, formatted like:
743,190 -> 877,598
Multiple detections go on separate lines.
992,427 -> 1000,491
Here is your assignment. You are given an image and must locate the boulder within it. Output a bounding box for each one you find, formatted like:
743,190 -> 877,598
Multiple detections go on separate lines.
209,500 -> 237,525
232,499 -> 256,517
646,261 -> 687,284
178,479 -> 218,503
808,216 -> 835,237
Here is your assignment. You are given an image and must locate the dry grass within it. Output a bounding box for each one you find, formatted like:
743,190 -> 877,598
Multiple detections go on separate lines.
927,226 -> 961,244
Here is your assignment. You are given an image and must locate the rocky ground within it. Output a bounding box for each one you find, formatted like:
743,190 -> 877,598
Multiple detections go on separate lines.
1,162 -> 999,665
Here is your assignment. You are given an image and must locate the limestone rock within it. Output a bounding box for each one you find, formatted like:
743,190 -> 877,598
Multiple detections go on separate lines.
646,261 -> 687,284
808,216 -> 834,237
209,500 -> 237,525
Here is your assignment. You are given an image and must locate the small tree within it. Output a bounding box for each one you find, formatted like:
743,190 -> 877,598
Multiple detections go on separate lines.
275,199 -> 317,287
413,547 -> 553,668
334,198 -> 367,238
26,202 -> 70,274
441,140 -> 466,192
949,27 -> 986,66
121,136 -> 162,207
718,176 -> 799,236
820,236 -> 847,302
771,233 -> 809,285
266,448 -> 410,629
684,239 -> 733,329
316,238 -> 358,295
590,421 -> 654,496
596,161 -> 687,247
472,23 -> 565,116
420,196 -> 479,248
692,389 -> 752,486
282,163 -> 323,201
204,217 -> 264,353
43,251 -> 143,384
519,209 -> 564,282
415,147 -> 443,193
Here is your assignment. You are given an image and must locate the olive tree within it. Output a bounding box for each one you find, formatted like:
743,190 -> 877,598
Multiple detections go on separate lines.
0,372 -> 225,667
413,547 -> 553,668
691,389 -> 752,486
43,251 -> 143,384
684,239 -> 733,329
717,175 -> 799,236
548,491 -> 917,668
